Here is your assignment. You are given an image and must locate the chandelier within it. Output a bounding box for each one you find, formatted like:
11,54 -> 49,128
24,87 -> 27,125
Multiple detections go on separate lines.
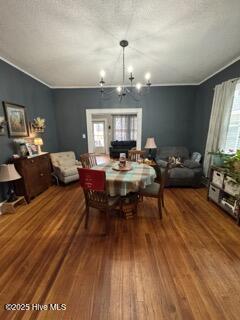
98,40 -> 152,100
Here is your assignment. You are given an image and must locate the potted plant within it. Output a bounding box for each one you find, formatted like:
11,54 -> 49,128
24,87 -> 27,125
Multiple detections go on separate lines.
225,149 -> 240,172
208,149 -> 229,167
32,117 -> 46,132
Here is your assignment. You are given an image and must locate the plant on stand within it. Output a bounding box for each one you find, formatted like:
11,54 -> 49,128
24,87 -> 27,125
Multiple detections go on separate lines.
208,149 -> 230,167
224,150 -> 240,183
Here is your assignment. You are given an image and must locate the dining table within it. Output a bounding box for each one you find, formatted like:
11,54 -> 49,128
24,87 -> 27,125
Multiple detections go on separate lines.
92,160 -> 156,196
92,160 -> 156,218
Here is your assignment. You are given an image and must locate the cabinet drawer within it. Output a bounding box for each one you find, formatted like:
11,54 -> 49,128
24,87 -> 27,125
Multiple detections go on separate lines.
212,170 -> 224,188
208,184 -> 220,203
39,155 -> 51,172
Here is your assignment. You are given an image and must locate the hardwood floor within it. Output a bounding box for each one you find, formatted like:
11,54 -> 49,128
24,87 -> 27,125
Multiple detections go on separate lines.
0,184 -> 240,320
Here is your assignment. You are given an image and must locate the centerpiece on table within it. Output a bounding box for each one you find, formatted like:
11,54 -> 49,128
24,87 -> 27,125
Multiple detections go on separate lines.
112,153 -> 132,171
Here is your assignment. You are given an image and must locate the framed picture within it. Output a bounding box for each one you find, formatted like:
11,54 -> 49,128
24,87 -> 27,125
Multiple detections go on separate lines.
26,143 -> 38,157
3,101 -> 29,137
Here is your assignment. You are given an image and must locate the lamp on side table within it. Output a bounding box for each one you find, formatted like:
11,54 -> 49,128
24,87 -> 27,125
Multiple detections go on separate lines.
34,137 -> 43,154
0,164 -> 21,202
145,137 -> 157,160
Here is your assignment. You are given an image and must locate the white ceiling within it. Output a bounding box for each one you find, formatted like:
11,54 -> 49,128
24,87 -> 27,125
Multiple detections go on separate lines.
0,0 -> 240,87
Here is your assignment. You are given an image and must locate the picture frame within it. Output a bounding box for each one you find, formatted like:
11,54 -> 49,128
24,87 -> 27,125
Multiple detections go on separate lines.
0,116 -> 7,136
26,143 -> 38,157
3,101 -> 29,137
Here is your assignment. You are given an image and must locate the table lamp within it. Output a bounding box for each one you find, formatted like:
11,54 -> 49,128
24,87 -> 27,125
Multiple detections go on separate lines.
145,137 -> 157,160
34,137 -> 43,154
0,164 -> 21,202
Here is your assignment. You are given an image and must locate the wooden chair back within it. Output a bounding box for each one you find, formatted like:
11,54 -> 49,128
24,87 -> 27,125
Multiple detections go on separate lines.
80,153 -> 97,168
78,168 -> 108,208
128,150 -> 146,162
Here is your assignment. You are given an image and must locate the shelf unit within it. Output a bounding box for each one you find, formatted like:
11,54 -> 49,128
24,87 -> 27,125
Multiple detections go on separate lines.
208,166 -> 240,225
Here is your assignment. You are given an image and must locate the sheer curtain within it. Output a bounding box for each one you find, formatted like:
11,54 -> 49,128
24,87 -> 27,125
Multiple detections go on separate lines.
112,115 -> 137,141
203,79 -> 237,176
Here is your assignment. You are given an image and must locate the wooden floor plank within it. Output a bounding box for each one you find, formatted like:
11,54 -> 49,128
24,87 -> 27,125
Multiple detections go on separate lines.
0,184 -> 240,320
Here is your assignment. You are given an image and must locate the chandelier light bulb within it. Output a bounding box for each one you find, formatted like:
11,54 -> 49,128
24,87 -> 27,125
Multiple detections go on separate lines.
128,66 -> 133,73
136,83 -> 142,91
117,86 -> 122,93
145,72 -> 151,81
100,70 -> 106,78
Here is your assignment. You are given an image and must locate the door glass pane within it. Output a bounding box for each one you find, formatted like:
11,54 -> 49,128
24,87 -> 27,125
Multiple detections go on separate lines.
93,122 -> 105,147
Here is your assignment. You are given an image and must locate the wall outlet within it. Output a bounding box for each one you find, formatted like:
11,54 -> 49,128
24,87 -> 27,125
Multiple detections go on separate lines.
82,134 -> 86,139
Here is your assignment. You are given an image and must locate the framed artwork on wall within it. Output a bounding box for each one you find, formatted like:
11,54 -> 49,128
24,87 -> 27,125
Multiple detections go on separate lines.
3,101 -> 29,137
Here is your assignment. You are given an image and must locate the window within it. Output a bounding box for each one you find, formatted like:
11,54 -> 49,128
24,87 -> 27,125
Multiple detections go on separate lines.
113,115 -> 137,141
93,122 -> 105,147
224,82 -> 240,153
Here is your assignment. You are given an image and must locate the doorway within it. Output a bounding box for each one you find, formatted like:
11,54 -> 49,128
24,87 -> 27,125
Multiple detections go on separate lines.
92,120 -> 106,154
86,108 -> 142,154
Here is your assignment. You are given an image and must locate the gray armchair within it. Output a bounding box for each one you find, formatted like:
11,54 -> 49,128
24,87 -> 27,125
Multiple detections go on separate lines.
156,146 -> 203,187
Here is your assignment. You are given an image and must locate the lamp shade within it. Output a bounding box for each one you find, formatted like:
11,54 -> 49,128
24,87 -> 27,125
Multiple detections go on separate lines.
34,137 -> 43,146
145,137 -> 157,149
0,164 -> 21,182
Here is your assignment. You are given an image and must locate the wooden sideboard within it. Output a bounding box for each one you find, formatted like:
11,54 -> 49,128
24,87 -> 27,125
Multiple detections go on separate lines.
12,153 -> 52,203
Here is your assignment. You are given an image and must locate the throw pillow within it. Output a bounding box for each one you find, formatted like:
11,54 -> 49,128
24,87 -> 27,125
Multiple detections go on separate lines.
191,152 -> 201,163
168,156 -> 183,167
183,159 -> 201,169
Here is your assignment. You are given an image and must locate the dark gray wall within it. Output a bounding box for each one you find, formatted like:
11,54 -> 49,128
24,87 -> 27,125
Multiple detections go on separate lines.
53,86 -> 197,157
192,60 -> 240,154
0,59 -> 59,200
1,56 -> 239,201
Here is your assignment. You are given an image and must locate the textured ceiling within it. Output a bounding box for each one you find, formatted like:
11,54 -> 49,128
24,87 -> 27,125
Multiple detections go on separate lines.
0,0 -> 240,87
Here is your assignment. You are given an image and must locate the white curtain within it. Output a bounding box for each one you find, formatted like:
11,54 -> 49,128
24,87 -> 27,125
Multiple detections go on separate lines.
203,79 -> 237,176
113,115 -> 137,141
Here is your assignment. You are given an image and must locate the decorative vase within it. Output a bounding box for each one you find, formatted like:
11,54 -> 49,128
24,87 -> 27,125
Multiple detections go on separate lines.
212,155 -> 225,167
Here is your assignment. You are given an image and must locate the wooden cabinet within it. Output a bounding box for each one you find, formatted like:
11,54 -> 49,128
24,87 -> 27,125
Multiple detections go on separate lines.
12,153 -> 52,203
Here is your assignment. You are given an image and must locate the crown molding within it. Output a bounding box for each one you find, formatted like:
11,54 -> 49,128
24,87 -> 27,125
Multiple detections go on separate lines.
0,56 -> 51,88
50,83 -> 198,89
198,56 -> 240,85
1,55 -> 239,89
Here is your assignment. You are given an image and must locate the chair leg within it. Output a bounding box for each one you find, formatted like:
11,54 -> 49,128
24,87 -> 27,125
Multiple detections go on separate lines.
161,195 -> 165,208
105,208 -> 110,235
85,206 -> 89,229
158,198 -> 162,219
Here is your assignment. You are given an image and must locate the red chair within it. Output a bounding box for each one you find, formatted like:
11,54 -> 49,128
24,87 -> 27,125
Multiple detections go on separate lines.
78,168 -> 120,234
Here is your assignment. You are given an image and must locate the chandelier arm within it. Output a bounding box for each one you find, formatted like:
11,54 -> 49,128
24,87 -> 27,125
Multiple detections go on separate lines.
99,87 -> 116,96
127,89 -> 140,102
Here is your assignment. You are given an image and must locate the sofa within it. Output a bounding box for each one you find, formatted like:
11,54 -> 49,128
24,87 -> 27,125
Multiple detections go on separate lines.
109,140 -> 136,158
50,151 -> 82,184
155,146 -> 203,187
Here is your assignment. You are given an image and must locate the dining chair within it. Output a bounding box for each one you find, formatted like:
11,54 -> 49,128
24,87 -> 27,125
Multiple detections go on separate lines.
80,153 -> 97,168
128,150 -> 146,162
78,168 -> 120,234
139,163 -> 169,219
